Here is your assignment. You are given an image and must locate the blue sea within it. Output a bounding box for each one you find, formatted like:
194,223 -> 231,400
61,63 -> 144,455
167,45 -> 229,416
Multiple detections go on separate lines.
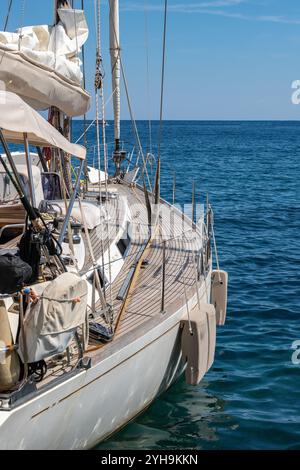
73,120 -> 300,450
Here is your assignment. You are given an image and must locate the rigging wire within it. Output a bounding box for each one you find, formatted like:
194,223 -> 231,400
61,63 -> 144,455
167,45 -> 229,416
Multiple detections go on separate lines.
98,0 -> 113,307
18,0 -> 26,51
3,0 -> 13,32
95,0 -> 108,196
75,89 -> 116,144
94,0 -> 102,199
94,0 -> 113,311
143,0 -> 156,185
144,0 -> 152,156
108,5 -> 152,191
81,0 -> 89,190
119,56 -> 153,192
119,56 -> 151,188
155,0 -> 168,204
93,0 -> 106,295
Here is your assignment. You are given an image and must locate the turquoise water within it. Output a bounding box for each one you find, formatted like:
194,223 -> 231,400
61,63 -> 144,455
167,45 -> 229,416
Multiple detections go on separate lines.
73,120 -> 300,450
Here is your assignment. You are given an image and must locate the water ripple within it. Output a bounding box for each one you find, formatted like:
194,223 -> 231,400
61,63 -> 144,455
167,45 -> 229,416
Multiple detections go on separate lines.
72,121 -> 300,450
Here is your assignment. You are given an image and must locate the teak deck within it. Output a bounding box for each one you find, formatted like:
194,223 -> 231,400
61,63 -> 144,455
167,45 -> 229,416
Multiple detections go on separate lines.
1,182 -> 205,384
87,183 -> 203,341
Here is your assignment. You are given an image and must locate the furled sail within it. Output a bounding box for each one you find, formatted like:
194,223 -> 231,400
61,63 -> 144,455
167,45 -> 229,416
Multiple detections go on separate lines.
0,8 -> 90,117
109,0 -> 121,149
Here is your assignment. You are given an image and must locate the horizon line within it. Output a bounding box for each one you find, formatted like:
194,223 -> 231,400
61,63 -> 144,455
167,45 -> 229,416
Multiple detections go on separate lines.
74,118 -> 300,122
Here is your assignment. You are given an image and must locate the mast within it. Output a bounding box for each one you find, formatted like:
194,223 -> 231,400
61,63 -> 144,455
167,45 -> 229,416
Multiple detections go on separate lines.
54,0 -> 63,23
55,0 -> 70,20
53,0 -> 72,192
109,0 -> 122,172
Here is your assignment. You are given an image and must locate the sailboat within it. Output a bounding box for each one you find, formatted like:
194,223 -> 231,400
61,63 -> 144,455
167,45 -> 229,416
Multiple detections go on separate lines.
0,1 -> 228,450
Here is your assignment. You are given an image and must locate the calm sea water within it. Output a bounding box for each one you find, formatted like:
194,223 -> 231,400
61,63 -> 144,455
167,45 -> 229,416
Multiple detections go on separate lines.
73,120 -> 300,450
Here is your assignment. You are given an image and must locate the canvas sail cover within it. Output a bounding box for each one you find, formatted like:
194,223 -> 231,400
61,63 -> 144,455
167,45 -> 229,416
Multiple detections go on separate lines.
19,273 -> 88,363
0,91 -> 86,160
0,9 -> 90,117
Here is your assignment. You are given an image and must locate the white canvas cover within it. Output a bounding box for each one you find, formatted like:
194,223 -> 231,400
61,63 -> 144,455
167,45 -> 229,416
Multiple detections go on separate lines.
0,163 -> 44,206
0,91 -> 86,160
87,166 -> 107,185
19,273 -> 88,363
0,9 -> 90,117
16,164 -> 44,206
50,200 -> 108,230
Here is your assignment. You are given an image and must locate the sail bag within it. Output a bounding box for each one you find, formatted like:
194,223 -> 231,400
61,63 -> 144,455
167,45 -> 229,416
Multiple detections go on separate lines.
0,249 -> 32,295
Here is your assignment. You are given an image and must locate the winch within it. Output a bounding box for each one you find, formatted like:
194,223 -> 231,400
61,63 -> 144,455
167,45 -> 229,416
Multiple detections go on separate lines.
54,217 -> 82,245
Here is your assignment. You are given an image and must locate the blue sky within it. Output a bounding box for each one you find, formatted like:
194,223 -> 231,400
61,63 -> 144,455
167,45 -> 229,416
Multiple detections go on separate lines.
2,0 -> 300,120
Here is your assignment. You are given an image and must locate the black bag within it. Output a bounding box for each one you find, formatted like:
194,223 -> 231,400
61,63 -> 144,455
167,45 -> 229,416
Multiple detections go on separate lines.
19,227 -> 41,283
0,249 -> 32,295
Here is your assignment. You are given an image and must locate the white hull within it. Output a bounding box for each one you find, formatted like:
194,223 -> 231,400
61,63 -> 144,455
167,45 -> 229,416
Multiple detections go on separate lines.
0,0 -> 229,450
0,282 -> 210,450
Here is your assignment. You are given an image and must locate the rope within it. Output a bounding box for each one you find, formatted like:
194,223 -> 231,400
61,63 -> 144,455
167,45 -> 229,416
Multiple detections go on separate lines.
183,275 -> 193,335
76,121 -> 96,145
94,0 -> 104,194
98,0 -> 113,306
80,0 -> 89,190
93,0 -> 112,309
156,0 -> 168,202
95,82 -> 102,193
193,254 -> 201,311
100,88 -> 108,196
211,224 -> 220,271
57,150 -> 77,267
74,89 -> 116,144
18,293 -> 29,382
181,231 -> 193,335
3,0 -> 13,31
158,0 -> 168,173
38,293 -> 88,303
210,205 -> 222,283
94,0 -> 108,195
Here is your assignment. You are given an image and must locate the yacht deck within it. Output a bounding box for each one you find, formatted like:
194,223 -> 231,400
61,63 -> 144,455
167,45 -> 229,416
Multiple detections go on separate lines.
87,183 -> 206,342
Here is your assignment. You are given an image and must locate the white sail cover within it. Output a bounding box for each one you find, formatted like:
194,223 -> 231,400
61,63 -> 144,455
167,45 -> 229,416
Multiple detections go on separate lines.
0,91 -> 86,160
0,9 -> 90,117
109,0 -> 121,142
19,273 -> 88,363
